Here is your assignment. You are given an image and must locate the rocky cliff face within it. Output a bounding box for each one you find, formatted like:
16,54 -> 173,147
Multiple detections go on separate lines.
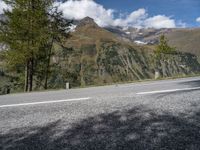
49,40 -> 200,88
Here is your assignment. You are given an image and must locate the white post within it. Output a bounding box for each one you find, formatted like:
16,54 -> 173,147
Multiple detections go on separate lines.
155,71 -> 160,79
66,82 -> 70,90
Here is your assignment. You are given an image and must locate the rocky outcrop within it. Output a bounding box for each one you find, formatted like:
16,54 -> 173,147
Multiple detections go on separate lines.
48,41 -> 200,88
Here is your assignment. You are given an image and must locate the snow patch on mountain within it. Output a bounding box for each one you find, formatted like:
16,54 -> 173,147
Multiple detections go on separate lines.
68,24 -> 77,32
134,40 -> 148,45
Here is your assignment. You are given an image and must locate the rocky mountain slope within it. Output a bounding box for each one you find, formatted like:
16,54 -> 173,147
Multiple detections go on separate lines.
48,17 -> 200,88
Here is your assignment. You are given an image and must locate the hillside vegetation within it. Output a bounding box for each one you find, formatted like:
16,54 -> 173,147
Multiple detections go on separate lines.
46,18 -> 200,89
0,17 -> 200,94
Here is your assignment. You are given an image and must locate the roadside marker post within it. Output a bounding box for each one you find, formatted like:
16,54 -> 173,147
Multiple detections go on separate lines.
66,82 -> 70,90
155,71 -> 160,79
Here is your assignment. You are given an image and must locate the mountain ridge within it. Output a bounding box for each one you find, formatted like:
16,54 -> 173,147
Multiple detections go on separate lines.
105,25 -> 200,57
70,17 -> 200,57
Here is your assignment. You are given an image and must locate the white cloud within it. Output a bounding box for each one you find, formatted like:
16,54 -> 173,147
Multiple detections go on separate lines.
55,0 -> 149,28
144,15 -> 176,29
55,0 -> 182,29
196,17 -> 200,23
176,20 -> 187,28
54,0 -> 115,27
113,9 -> 147,28
0,0 -> 9,14
0,0 -> 186,29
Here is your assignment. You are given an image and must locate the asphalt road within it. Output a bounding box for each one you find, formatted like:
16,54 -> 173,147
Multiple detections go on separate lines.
0,77 -> 200,150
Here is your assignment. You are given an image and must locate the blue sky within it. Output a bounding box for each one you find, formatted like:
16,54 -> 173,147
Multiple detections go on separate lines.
1,0 -> 200,28
95,0 -> 200,27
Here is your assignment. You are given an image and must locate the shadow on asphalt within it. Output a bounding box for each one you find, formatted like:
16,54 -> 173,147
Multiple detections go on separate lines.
155,88 -> 200,99
179,79 -> 200,87
1,106 -> 200,150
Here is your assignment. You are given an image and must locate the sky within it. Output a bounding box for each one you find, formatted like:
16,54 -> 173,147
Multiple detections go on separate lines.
95,0 -> 200,27
0,0 -> 200,28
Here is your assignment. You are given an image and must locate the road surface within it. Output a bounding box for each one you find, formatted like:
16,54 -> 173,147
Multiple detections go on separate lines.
0,77 -> 200,150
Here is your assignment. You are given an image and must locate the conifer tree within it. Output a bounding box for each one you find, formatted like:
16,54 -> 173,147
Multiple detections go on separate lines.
0,0 -> 70,91
155,35 -> 176,56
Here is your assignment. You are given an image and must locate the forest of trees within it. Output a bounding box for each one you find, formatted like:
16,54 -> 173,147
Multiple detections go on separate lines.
0,0 -> 70,92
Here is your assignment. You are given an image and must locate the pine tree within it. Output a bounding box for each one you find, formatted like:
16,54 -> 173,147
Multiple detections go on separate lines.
34,7 -> 71,89
155,35 -> 176,56
0,0 -> 70,92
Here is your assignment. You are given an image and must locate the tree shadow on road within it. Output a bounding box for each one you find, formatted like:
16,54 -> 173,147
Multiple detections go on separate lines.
1,105 -> 200,150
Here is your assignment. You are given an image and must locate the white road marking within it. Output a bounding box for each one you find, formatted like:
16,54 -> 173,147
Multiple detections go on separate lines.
0,97 -> 91,108
137,87 -> 200,95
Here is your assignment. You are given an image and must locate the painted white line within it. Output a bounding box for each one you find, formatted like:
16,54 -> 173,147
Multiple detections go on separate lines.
137,87 -> 200,95
0,97 -> 91,108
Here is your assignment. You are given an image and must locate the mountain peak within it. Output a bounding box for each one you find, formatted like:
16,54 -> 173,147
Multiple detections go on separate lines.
78,17 -> 98,27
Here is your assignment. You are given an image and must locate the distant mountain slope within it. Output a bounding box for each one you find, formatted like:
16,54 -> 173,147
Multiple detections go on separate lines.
65,17 -> 128,49
106,27 -> 200,57
166,29 -> 200,56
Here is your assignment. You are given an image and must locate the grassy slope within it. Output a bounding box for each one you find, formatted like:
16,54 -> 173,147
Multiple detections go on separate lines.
118,28 -> 200,57
136,28 -> 200,57
166,28 -> 200,57
65,21 -> 153,54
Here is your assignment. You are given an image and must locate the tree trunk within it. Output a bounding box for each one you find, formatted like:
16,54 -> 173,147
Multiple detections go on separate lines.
44,56 -> 50,89
24,62 -> 29,92
44,40 -> 53,89
28,58 -> 34,92
28,0 -> 35,92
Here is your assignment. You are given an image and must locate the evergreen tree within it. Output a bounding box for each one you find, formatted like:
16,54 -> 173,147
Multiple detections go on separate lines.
34,7 -> 71,89
155,35 -> 176,56
0,0 -> 70,92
